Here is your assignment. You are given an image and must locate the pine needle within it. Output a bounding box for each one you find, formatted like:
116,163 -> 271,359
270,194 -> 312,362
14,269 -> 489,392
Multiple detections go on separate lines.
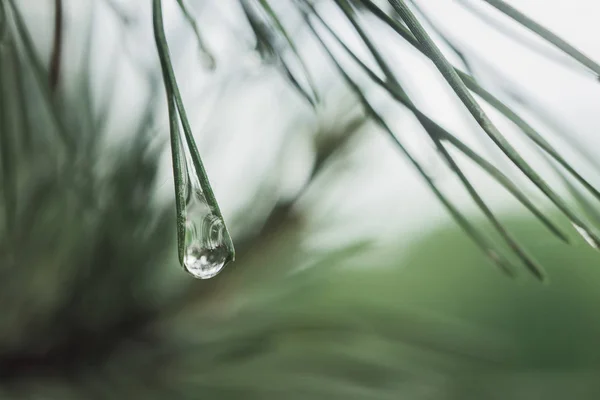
479,0 -> 600,79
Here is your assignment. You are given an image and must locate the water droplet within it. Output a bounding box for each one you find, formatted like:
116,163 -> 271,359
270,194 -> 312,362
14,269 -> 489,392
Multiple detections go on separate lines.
182,187 -> 233,279
178,134 -> 233,279
572,223 -> 599,249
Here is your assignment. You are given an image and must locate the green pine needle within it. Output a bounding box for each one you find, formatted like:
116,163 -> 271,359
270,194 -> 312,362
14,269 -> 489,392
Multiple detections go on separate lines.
480,0 -> 600,78
5,0 -> 75,152
175,0 -> 216,69
257,0 -> 320,103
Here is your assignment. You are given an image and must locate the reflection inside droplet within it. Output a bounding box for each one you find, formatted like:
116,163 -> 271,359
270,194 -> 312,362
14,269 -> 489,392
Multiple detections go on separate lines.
184,242 -> 230,279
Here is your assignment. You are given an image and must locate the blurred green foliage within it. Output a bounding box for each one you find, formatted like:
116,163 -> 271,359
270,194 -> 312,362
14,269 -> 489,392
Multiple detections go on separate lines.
5,188 -> 600,399
157,214 -> 600,399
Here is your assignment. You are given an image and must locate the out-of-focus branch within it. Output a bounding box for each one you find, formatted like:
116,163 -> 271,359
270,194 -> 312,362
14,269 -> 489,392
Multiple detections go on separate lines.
241,112 -> 367,249
49,0 -> 63,91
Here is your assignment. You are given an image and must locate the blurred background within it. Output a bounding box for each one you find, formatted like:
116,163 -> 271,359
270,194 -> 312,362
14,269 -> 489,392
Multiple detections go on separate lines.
2,0 -> 600,398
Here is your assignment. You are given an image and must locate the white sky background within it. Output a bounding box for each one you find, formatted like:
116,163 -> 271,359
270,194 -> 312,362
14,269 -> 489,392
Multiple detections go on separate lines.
19,0 -> 600,251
